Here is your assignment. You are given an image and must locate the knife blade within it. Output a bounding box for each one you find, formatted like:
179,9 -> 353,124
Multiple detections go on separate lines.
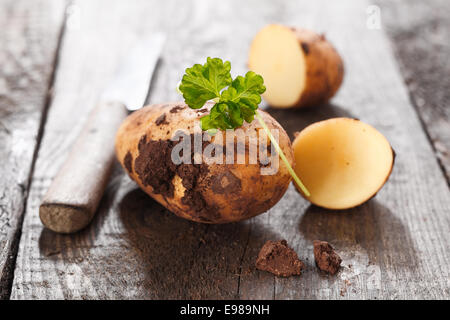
39,33 -> 165,234
101,33 -> 165,110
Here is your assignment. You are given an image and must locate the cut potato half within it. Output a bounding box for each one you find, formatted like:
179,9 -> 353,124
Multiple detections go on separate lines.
248,25 -> 344,109
293,118 -> 394,209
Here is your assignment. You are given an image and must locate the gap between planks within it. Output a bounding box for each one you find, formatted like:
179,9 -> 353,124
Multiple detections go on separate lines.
0,0 -> 68,299
2,5 -> 68,301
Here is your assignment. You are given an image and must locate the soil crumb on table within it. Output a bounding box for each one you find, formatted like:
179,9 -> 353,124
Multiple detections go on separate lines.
313,240 -> 342,275
255,240 -> 304,277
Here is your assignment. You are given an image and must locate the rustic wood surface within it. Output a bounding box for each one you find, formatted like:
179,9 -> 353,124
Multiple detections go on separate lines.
0,0 -> 449,299
0,0 -> 65,298
378,0 -> 450,184
40,101 -> 128,234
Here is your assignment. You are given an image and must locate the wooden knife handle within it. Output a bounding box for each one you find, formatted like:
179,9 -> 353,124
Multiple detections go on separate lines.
39,101 -> 128,233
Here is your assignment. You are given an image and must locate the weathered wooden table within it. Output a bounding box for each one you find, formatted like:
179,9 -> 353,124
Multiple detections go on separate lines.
1,0 -> 449,299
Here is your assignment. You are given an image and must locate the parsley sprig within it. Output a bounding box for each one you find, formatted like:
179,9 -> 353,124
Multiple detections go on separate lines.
179,57 -> 265,130
178,57 -> 310,196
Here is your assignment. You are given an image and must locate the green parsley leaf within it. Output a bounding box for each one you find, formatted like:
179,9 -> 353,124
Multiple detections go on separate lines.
179,58 -> 266,128
179,57 -> 232,109
221,71 -> 265,105
197,71 -> 266,130
177,57 -> 310,197
220,71 -> 266,123
200,102 -> 242,131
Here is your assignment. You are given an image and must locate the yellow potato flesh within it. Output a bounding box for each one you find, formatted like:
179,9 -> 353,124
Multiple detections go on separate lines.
248,24 -> 306,108
293,118 -> 394,209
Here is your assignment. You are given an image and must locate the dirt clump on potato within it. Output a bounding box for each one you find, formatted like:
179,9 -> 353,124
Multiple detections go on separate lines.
169,104 -> 186,113
313,240 -> 342,275
134,136 -> 177,198
155,113 -> 168,126
177,165 -> 220,222
256,240 -> 305,277
211,171 -> 242,194
133,133 -> 220,222
124,151 -> 133,173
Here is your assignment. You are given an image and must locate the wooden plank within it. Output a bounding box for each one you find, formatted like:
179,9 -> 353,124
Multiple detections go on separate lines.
11,0 -> 450,299
240,0 -> 450,299
0,0 -> 65,299
378,0 -> 450,184
12,0 -> 242,300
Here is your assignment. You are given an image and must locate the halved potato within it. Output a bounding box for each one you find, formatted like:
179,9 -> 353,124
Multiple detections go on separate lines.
293,118 -> 394,209
248,24 -> 344,108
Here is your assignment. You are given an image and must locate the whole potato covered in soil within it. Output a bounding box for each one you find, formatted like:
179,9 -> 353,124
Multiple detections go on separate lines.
115,102 -> 294,223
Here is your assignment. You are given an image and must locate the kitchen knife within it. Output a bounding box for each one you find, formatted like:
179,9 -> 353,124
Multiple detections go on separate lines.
39,33 -> 165,234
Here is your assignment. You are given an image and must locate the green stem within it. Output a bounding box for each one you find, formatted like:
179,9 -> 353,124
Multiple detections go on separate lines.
255,111 -> 310,197
176,81 -> 182,95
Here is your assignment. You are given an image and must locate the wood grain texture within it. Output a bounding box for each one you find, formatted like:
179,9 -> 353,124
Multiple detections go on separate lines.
377,0 -> 450,184
0,0 -> 65,298
10,0 -> 450,299
40,101 -> 127,233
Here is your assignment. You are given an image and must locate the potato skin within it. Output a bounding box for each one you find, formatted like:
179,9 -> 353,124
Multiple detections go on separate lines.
293,28 -> 344,108
115,102 -> 294,223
